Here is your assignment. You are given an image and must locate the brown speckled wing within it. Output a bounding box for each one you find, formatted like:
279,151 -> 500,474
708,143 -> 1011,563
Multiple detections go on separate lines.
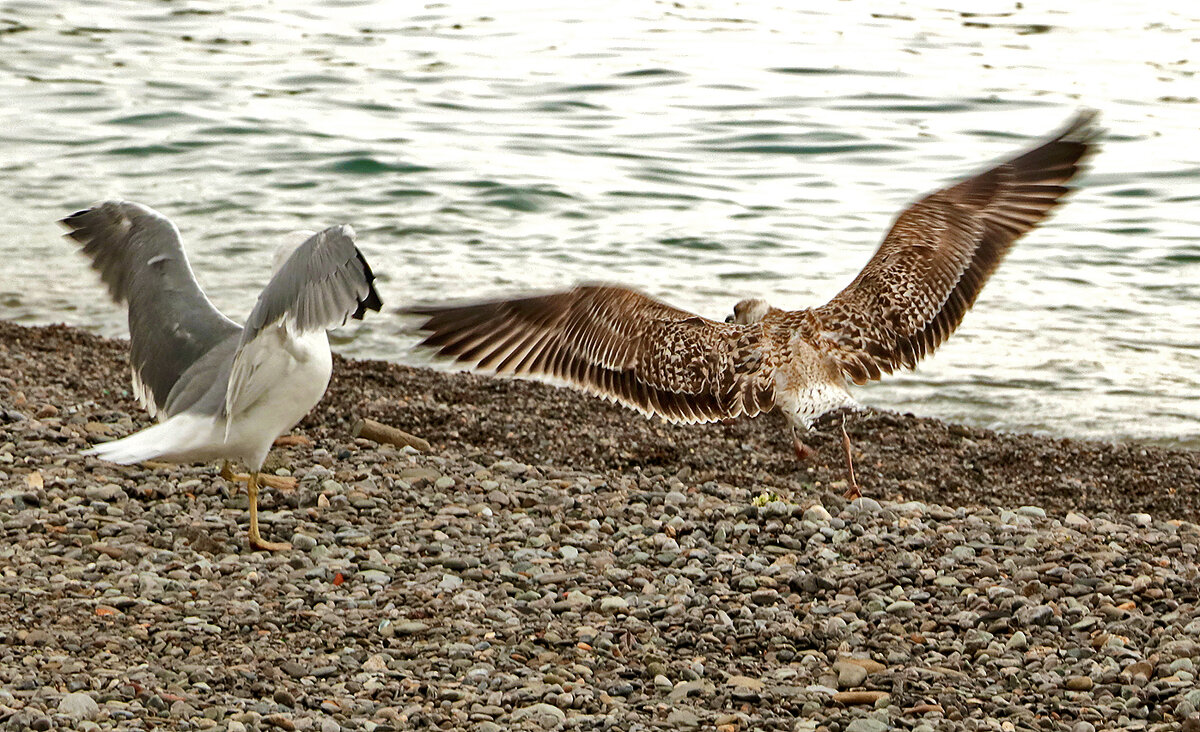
405,285 -> 778,423
811,110 -> 1101,384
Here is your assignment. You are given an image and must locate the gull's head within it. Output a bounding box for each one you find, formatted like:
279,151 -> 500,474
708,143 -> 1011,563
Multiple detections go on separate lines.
726,298 -> 773,325
273,230 -> 317,273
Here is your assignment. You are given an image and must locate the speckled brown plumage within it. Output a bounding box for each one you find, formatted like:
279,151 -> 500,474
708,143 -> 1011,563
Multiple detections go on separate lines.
405,111 -> 1100,434
407,285 -> 779,425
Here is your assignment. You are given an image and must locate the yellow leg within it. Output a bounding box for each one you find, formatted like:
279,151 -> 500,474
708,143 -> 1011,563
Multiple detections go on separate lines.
246,471 -> 292,552
220,461 -> 298,492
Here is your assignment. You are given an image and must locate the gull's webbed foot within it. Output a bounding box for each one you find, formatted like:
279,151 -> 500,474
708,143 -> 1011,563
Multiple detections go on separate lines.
220,462 -> 298,493
248,531 -> 293,553
793,435 -> 816,461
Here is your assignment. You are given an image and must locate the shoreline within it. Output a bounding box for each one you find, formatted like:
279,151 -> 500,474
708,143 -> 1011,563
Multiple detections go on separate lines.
2,319 -> 1199,731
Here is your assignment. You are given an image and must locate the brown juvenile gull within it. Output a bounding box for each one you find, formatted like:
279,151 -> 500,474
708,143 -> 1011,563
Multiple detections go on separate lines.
403,111 -> 1099,498
63,201 -> 382,550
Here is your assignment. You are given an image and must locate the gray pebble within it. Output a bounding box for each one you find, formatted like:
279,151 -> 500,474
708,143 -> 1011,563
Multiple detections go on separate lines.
836,663 -> 868,689
847,497 -> 882,513
600,596 -> 629,614
291,533 -> 317,550
359,569 -> 390,585
58,691 -> 99,720
512,702 -> 566,725
665,707 -> 702,728
394,621 -> 428,636
1006,631 -> 1029,651
845,719 -> 889,732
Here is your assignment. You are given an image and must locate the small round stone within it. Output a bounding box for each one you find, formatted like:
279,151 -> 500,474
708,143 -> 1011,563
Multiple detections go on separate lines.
1066,676 -> 1094,691
291,533 -> 317,551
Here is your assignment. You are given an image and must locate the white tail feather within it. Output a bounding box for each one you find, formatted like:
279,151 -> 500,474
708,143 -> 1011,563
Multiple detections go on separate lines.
82,415 -> 218,465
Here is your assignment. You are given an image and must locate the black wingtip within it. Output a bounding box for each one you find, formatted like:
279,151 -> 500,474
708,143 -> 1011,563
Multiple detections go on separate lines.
351,249 -> 383,320
59,207 -> 91,226
58,206 -> 97,235
353,285 -> 384,320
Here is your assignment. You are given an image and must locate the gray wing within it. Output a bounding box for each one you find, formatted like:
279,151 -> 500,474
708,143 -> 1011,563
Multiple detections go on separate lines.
161,333 -> 240,418
224,225 -> 382,421
238,224 -> 382,347
60,201 -> 242,418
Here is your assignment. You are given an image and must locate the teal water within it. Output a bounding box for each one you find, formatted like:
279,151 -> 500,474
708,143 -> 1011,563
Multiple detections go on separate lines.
1,1 -> 1198,445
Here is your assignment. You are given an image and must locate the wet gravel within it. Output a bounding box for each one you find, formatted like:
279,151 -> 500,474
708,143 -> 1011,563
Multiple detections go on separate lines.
2,321 -> 1199,731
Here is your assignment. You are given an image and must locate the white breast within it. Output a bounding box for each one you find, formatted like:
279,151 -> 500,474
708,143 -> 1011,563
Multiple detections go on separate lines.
224,326 -> 332,468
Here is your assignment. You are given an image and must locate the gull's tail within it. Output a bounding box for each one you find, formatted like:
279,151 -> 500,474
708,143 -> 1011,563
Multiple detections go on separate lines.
83,415 -> 216,465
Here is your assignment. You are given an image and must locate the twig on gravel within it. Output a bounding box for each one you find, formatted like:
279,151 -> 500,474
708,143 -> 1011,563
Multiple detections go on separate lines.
351,417 -> 431,451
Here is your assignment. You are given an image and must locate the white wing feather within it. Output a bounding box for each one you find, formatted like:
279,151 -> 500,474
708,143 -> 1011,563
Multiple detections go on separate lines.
224,321 -> 308,437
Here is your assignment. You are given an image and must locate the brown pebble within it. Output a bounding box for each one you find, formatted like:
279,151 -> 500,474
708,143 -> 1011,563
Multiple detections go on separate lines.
36,404 -> 57,418
833,691 -> 889,705
904,703 -> 945,715
90,544 -> 128,560
264,714 -> 296,731
1065,676 -> 1094,691
726,675 -> 764,690
1125,660 -> 1153,680
839,657 -> 886,674
273,434 -> 313,447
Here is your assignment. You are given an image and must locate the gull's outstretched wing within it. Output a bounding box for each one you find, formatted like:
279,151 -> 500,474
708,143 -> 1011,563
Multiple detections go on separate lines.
810,110 -> 1101,384
225,225 -> 382,419
61,201 -> 241,418
404,284 -> 777,424
239,224 -> 382,343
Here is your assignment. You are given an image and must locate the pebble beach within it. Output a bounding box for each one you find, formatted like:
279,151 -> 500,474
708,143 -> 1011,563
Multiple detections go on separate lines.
2,320 -> 1199,732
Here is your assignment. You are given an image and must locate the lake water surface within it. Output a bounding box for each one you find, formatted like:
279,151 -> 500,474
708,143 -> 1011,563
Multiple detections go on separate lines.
1,1 -> 1198,445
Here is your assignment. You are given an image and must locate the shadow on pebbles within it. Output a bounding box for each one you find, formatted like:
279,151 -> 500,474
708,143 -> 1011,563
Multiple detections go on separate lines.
1,321 -> 1199,732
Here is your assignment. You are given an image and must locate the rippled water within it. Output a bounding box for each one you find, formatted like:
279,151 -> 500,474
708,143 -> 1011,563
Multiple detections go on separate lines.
1,1 -> 1198,445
